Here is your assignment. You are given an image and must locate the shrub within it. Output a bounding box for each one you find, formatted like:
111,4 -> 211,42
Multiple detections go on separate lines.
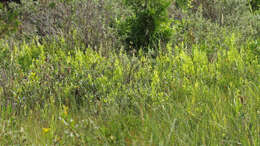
118,0 -> 173,52
5,0 -> 117,55
0,2 -> 20,38
169,0 -> 259,57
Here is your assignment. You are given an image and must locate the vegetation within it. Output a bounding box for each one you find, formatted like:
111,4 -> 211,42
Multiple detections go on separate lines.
118,0 -> 173,52
0,0 -> 259,145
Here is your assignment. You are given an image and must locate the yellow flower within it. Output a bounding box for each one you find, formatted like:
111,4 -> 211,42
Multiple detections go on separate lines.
110,135 -> 115,141
42,128 -> 50,133
63,105 -> 69,116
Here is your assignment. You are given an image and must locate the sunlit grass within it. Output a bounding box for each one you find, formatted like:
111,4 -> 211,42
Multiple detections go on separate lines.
0,33 -> 259,145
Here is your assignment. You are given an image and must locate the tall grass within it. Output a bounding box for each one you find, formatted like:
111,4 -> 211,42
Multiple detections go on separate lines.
0,34 -> 259,145
0,0 -> 259,145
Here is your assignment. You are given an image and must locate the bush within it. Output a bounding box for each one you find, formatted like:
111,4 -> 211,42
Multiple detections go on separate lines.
0,2 -> 20,38
169,0 -> 259,57
3,0 -> 118,55
118,0 -> 173,52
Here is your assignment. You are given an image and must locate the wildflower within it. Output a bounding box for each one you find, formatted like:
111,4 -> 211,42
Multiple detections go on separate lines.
63,105 -> 69,116
110,135 -> 115,141
20,127 -> 24,133
42,128 -> 50,133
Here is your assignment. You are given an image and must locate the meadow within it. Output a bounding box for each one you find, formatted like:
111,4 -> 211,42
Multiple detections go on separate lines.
0,0 -> 259,145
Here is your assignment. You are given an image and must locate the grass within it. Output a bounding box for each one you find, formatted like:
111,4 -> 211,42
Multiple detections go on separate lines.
0,0 -> 259,145
0,35 -> 259,145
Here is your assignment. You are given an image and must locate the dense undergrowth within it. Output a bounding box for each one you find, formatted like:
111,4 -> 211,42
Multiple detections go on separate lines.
0,0 -> 259,145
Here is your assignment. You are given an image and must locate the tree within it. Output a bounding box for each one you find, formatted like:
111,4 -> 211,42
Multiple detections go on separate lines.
119,0 -> 173,52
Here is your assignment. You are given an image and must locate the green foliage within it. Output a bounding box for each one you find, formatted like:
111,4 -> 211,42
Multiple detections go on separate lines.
17,41 -> 44,71
0,3 -> 20,38
119,0 -> 173,52
0,34 -> 259,145
249,0 -> 260,12
0,0 -> 259,145
175,0 -> 193,9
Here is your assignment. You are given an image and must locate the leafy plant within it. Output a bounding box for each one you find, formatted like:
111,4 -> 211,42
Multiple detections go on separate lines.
175,0 -> 193,10
119,0 -> 173,52
249,0 -> 260,12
